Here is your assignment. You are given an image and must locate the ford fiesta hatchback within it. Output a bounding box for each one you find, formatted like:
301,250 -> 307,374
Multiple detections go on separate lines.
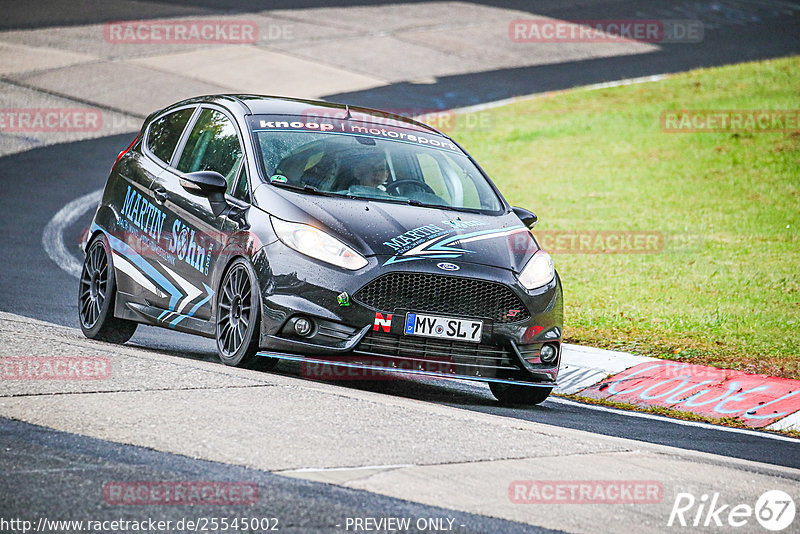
79,95 -> 563,405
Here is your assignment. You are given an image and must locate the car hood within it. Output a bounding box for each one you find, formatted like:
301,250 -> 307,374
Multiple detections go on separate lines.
254,185 -> 539,272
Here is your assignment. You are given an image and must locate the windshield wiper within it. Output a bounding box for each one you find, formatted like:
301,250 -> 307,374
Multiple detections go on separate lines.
402,198 -> 485,214
271,181 -> 328,196
272,181 -> 365,202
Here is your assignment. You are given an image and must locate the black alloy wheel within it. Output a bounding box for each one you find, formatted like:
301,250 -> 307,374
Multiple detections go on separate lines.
78,236 -> 137,343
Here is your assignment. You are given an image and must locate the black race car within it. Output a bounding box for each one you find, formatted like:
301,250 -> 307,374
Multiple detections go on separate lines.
79,95 -> 563,405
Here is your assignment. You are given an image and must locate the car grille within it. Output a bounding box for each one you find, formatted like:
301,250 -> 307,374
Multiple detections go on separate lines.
352,331 -> 522,378
353,273 -> 530,323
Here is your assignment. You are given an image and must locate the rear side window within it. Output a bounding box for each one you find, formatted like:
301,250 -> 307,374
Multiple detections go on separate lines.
177,108 -> 243,194
146,108 -> 194,164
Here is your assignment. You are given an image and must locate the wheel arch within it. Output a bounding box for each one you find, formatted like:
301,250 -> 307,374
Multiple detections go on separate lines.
212,251 -> 256,321
84,228 -> 106,253
84,229 -> 123,312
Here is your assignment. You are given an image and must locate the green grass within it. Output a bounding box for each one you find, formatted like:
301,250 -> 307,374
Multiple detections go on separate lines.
452,56 -> 800,378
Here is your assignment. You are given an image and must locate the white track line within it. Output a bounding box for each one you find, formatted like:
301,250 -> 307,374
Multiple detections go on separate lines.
41,188 -> 102,278
449,74 -> 668,116
549,397 -> 800,443
280,463 -> 415,473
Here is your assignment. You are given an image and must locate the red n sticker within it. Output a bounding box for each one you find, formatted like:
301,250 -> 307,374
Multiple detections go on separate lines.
373,312 -> 393,332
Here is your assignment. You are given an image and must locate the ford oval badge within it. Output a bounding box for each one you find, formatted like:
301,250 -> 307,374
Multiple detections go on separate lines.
436,262 -> 460,271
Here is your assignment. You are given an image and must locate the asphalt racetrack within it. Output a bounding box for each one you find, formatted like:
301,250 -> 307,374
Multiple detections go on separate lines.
1,1 -> 799,532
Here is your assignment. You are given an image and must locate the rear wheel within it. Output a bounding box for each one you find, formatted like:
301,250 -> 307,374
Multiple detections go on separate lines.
78,236 -> 138,343
216,258 -> 277,371
489,382 -> 552,406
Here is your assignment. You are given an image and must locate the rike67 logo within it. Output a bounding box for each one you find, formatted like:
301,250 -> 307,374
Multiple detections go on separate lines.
668,490 -> 796,531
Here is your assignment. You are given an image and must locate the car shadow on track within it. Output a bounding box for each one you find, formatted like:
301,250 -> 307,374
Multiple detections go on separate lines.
269,359 -> 557,411
121,323 -> 538,410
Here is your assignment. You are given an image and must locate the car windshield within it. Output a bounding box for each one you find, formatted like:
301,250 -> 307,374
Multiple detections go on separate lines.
250,116 -> 503,213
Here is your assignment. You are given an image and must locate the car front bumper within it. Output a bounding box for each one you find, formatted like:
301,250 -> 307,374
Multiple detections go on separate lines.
252,241 -> 563,385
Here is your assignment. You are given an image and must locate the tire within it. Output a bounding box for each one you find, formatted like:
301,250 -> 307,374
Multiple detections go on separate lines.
78,236 -> 138,343
489,382 -> 552,406
216,258 -> 277,371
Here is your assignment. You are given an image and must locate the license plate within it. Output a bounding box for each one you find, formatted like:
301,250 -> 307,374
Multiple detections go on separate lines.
404,313 -> 483,343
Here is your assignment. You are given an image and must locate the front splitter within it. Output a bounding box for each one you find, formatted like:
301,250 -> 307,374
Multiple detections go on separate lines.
256,351 -> 556,388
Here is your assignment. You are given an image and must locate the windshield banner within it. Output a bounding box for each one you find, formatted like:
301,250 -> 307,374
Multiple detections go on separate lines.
252,115 -> 460,152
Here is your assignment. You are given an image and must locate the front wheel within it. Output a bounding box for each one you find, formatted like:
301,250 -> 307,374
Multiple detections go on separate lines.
78,236 -> 138,343
489,382 -> 552,406
216,258 -> 277,371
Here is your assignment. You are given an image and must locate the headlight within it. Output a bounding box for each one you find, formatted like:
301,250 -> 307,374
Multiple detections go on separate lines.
271,217 -> 368,271
518,251 -> 555,290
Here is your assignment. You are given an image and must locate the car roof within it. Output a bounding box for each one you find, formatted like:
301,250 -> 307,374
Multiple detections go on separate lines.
165,94 -> 443,135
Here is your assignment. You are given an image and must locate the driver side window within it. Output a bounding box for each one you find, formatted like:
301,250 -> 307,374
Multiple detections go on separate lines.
177,108 -> 243,195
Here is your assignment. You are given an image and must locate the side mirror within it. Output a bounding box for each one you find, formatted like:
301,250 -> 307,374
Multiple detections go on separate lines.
180,171 -> 228,217
512,206 -> 538,229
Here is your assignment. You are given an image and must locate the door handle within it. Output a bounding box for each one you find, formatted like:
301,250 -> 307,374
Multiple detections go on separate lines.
153,188 -> 168,204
